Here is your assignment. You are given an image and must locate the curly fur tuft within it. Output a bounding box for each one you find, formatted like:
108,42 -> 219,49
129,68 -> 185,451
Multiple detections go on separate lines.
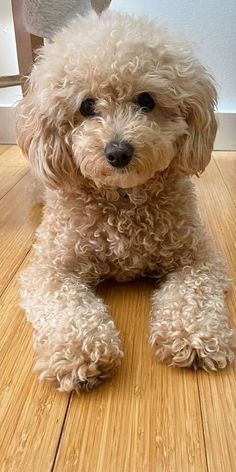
150,260 -> 236,371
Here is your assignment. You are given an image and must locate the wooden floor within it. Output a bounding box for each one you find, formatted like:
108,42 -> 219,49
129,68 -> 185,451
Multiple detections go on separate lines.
0,145 -> 236,472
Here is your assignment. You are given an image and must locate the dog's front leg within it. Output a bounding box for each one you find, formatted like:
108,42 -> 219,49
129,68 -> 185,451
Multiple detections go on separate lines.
150,255 -> 236,370
20,266 -> 123,392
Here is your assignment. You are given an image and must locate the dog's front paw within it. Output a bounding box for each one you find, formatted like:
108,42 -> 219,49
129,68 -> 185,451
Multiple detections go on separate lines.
34,321 -> 123,392
35,342 -> 123,393
150,322 -> 236,371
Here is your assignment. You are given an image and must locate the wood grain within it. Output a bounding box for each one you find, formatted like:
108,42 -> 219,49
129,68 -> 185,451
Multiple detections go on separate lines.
194,156 -> 236,472
0,146 -> 27,167
0,146 -> 236,472
0,146 -> 29,199
0,145 -> 10,155
0,172 -> 41,296
0,255 -> 70,472
213,152 -> 236,206
0,166 -> 28,199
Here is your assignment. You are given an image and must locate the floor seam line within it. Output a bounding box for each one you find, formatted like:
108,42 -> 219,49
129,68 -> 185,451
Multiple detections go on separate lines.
0,169 -> 29,201
0,245 -> 34,299
50,393 -> 73,472
196,373 -> 210,472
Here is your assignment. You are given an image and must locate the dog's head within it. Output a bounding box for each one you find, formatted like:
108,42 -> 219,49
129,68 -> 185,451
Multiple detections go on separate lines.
17,11 -> 217,190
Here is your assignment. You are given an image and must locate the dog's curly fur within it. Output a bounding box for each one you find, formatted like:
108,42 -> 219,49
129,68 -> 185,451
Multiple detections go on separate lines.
17,10 -> 236,392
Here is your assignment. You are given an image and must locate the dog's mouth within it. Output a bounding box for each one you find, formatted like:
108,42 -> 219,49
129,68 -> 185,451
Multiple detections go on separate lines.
75,147 -> 172,189
72,128 -> 177,190
107,155 -> 137,174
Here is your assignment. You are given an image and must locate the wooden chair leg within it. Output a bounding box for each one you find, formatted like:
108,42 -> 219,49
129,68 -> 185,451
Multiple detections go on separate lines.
11,0 -> 44,94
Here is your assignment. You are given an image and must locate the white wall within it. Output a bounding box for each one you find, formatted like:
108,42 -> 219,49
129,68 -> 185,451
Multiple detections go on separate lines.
0,0 -> 22,106
111,0 -> 236,113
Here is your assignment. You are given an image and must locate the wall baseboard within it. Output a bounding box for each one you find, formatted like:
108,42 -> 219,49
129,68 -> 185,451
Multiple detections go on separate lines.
0,106 -> 17,144
214,113 -> 236,150
0,106 -> 235,151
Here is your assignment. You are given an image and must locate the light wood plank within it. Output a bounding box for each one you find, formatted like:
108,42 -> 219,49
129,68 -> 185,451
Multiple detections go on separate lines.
0,146 -> 27,167
194,157 -> 236,472
0,145 -> 11,156
54,280 -> 207,472
0,172 -> 41,296
213,151 -> 236,206
0,255 -> 70,472
0,166 -> 28,199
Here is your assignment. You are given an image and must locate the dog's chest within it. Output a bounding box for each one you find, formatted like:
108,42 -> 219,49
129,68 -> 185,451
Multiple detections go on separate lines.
48,177 -> 195,282
73,195 -> 166,280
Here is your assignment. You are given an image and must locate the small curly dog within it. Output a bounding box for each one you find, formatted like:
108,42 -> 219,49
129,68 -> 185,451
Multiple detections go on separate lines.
17,10 -> 236,392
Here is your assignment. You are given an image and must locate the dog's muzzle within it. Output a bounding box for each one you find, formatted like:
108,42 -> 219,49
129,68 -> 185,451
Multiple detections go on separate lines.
104,141 -> 134,168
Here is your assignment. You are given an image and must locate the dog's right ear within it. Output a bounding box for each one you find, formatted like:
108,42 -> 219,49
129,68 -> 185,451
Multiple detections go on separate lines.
16,76 -> 74,189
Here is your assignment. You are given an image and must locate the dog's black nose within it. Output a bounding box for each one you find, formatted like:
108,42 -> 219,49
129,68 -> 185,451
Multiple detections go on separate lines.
104,141 -> 134,168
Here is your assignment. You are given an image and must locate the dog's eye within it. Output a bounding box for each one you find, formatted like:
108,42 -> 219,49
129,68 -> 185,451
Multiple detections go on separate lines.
137,92 -> 155,112
80,98 -> 96,117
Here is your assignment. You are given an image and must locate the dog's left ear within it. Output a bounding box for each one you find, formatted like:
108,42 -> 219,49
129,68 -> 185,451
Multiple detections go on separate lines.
176,66 -> 217,176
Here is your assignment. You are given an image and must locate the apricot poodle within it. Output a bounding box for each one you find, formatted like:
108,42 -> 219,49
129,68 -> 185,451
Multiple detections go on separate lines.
17,10 -> 236,392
